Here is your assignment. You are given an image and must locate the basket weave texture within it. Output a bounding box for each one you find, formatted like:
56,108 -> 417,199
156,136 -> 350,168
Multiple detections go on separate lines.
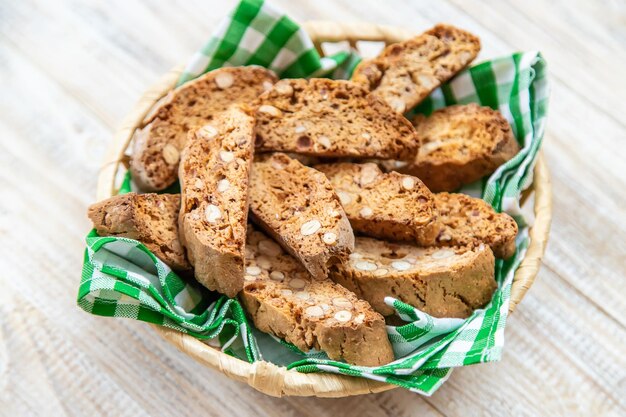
95,21 -> 552,397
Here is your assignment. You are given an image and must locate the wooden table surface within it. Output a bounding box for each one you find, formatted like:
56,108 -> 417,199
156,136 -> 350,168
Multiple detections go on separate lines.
1,0 -> 624,415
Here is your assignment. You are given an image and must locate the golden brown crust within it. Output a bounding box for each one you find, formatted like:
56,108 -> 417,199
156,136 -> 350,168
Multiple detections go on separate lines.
417,192 -> 518,259
351,24 -> 480,113
329,237 -> 497,318
87,193 -> 190,271
130,66 -> 277,191
391,104 -> 520,192
240,228 -> 394,366
314,162 -> 436,242
254,78 -> 419,161
249,153 -> 354,279
178,107 -> 255,297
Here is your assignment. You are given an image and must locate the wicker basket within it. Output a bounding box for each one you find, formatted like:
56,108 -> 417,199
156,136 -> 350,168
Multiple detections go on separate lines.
95,21 -> 552,398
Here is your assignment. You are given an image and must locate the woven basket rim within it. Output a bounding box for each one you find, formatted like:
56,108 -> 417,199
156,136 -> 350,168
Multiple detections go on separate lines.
95,20 -> 552,398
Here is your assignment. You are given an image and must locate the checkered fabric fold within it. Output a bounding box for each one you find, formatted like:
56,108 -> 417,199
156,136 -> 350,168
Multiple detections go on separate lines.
77,0 -> 549,396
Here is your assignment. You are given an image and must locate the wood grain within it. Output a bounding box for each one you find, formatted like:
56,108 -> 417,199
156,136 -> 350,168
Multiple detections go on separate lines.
0,0 -> 624,416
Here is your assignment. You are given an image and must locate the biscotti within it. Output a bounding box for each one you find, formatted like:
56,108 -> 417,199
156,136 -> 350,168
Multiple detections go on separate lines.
131,66 -> 277,191
178,107 -> 255,298
249,153 -> 354,279
240,228 -> 394,366
390,104 -> 520,192
314,162 -> 437,242
254,78 -> 419,161
418,192 -> 518,259
87,193 -> 190,271
330,237 -> 497,318
352,24 -> 480,113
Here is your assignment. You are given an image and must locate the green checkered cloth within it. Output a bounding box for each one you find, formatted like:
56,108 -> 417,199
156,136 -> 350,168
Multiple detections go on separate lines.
176,0 -> 361,85
77,0 -> 549,396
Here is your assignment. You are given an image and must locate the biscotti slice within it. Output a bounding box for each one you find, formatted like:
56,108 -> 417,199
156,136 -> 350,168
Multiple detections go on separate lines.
351,24 -> 480,113
249,153 -> 354,279
87,192 -> 190,271
241,228 -> 394,366
417,192 -> 518,259
178,107 -> 255,297
329,237 -> 496,319
254,78 -> 419,161
314,162 -> 437,242
390,104 -> 520,192
131,66 -> 277,191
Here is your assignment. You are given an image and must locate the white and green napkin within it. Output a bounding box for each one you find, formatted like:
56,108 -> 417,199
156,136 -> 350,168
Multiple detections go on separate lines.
78,0 -> 549,396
